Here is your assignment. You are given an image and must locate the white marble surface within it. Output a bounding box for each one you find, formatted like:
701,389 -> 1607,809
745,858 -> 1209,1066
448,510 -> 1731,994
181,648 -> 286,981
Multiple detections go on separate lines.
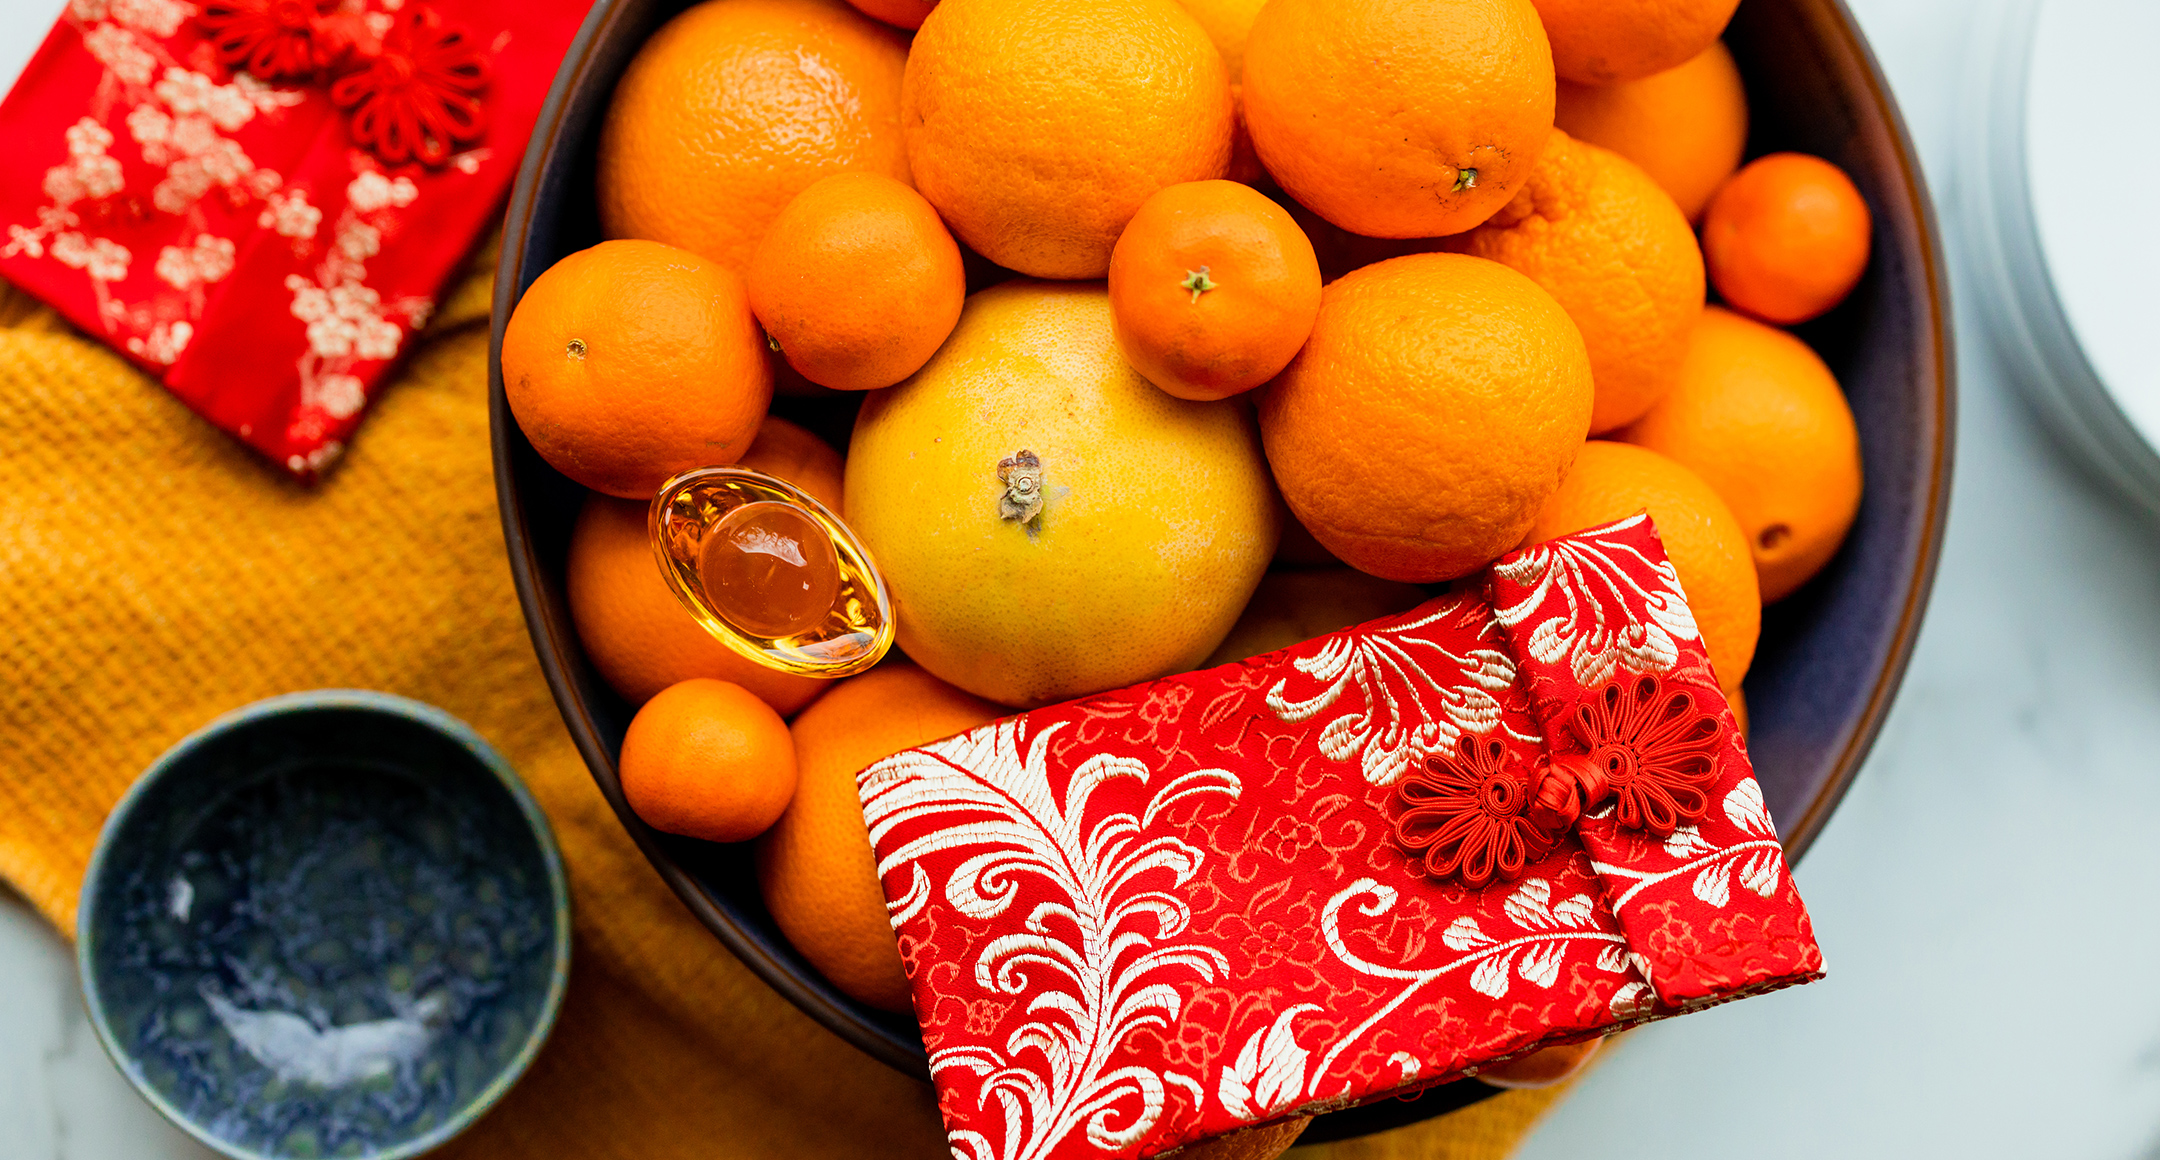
4,0 -> 2158,1156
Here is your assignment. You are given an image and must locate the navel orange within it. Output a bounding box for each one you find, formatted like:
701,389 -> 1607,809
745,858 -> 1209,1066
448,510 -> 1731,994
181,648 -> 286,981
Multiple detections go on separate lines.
846,280 -> 1279,708
759,662 -> 1001,1012
1701,152 -> 1873,324
1108,180 -> 1322,401
1242,0 -> 1554,238
597,0 -> 911,272
1555,41 -> 1748,221
1258,253 -> 1593,582
1523,440 -> 1760,688
1445,130 -> 1705,434
901,0 -> 1234,279
619,678 -> 798,843
566,416 -> 842,710
1618,307 -> 1862,602
1529,0 -> 1742,84
746,173 -> 967,392
501,239 -> 771,499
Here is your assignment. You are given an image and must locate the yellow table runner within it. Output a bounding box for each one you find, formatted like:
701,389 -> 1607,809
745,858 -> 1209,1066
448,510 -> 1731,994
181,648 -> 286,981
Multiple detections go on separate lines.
0,251 -> 1570,1159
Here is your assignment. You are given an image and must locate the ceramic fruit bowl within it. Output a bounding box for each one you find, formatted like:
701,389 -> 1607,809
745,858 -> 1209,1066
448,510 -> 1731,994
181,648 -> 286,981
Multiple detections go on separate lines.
488,0 -> 1951,1137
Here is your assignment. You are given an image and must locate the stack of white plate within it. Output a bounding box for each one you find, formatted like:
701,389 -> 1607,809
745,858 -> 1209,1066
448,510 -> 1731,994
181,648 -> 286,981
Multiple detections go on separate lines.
1960,0 -> 2160,517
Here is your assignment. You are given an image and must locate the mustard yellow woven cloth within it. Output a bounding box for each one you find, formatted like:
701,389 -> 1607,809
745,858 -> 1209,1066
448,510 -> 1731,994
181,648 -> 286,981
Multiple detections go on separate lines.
0,252 -> 1570,1159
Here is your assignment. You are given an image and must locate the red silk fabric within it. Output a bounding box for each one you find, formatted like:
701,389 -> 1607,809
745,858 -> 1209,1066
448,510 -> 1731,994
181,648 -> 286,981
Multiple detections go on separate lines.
860,515 -> 1822,1160
0,0 -> 586,476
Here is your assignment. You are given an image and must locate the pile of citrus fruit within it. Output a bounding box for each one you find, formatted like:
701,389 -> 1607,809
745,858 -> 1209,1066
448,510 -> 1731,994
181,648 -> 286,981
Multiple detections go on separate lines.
501,0 -> 1872,1014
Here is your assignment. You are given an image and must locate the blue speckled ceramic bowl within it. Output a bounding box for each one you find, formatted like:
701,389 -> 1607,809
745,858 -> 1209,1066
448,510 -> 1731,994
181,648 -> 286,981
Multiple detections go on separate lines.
77,691 -> 572,1160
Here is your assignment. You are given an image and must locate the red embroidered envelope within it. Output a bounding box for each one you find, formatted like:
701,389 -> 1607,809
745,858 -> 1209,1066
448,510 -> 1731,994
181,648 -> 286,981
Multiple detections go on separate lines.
0,0 -> 587,476
858,515 -> 1821,1160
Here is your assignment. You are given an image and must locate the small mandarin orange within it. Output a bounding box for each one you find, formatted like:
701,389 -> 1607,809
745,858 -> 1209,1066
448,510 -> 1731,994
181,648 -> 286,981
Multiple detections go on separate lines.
1529,0 -> 1743,84
1555,41 -> 1748,221
502,239 -> 771,499
747,173 -> 968,392
1109,180 -> 1322,401
1701,152 -> 1873,324
1523,440 -> 1761,688
619,678 -> 799,843
1618,307 -> 1862,602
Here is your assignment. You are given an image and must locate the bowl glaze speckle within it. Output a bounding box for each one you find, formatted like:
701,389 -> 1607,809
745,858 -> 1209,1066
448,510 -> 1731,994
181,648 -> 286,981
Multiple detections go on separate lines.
488,0 -> 1951,1137
78,691 -> 572,1160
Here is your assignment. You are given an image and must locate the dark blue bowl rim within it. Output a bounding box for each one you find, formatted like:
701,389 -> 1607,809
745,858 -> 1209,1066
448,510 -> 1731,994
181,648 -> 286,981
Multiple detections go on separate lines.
74,689 -> 575,1160
486,0 -> 1955,1138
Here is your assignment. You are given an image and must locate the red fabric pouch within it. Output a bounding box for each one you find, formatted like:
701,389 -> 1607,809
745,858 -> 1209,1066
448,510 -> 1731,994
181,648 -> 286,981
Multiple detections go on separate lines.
0,0 -> 588,476
859,514 -> 1822,1160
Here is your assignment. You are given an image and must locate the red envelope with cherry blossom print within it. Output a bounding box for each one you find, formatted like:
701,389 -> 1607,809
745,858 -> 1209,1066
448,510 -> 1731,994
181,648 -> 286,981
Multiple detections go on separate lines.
858,515 -> 1821,1160
0,0 -> 588,476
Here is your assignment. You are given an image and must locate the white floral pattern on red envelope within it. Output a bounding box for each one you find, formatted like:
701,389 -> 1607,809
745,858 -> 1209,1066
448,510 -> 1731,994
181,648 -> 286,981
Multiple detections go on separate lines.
860,516 -> 1822,1160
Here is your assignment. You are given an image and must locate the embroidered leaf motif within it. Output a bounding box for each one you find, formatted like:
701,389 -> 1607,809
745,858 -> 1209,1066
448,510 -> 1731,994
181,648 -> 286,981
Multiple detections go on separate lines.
1387,1052 -> 1420,1084
1723,778 -> 1777,839
1503,878 -> 1554,929
1516,941 -> 1568,988
1609,981 -> 1654,1019
1442,915 -> 1493,951
1217,1004 -> 1319,1122
1595,943 -> 1629,973
1663,823 -> 1714,859
1469,951 -> 1516,998
1692,860 -> 1732,908
1552,892 -> 1596,927
1739,849 -> 1783,898
1265,600 -> 1517,786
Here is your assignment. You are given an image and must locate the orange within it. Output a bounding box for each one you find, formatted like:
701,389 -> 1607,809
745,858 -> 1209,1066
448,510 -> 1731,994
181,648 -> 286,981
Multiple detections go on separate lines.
758,662 -> 1001,1011
1243,0 -> 1554,238
1258,252 -> 1592,583
843,0 -> 935,29
619,678 -> 798,843
502,239 -> 771,499
1204,570 -> 1429,665
902,0 -> 1233,279
1529,0 -> 1742,84
1702,152 -> 1873,324
1618,306 -> 1862,602
846,280 -> 1279,707
1523,440 -> 1760,687
596,0 -> 910,272
1555,40 -> 1748,222
746,173 -> 967,392
1176,0 -> 1266,80
567,416 -> 843,710
1445,130 -> 1705,434
1108,180 -> 1322,401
